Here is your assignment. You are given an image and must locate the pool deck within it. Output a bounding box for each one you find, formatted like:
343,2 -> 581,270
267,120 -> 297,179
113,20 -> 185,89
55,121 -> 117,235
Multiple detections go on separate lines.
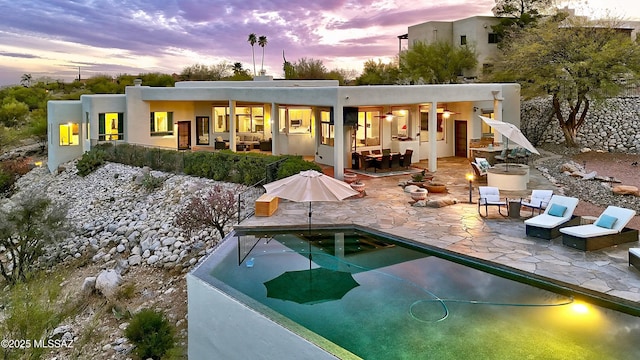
240,154 -> 640,308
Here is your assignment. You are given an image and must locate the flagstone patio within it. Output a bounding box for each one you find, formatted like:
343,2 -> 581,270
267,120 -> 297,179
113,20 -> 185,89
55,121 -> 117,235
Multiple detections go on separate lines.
241,154 -> 640,309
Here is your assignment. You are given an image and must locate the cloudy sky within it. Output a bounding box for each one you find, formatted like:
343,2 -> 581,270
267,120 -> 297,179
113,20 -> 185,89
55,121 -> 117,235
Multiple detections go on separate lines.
0,0 -> 637,86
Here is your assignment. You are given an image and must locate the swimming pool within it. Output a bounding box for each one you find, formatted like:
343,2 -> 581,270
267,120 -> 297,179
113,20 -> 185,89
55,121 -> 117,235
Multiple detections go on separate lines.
189,226 -> 640,359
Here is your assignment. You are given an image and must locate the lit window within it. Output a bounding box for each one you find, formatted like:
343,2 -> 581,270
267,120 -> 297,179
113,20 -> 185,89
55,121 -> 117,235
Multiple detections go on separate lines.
99,113 -> 124,141
196,116 -> 210,145
282,107 -> 312,134
355,110 -> 380,147
214,107 -> 229,132
391,109 -> 410,140
59,123 -> 79,146
150,112 -> 173,136
320,109 -> 334,146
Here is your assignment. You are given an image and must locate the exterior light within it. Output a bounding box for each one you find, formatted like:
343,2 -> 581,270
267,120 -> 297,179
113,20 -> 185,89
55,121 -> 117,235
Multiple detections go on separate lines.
466,173 -> 474,203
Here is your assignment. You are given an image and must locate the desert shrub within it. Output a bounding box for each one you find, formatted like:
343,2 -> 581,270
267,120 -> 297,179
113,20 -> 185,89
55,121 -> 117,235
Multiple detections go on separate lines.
0,159 -> 32,197
0,194 -> 68,284
125,308 -> 175,360
76,149 -> 106,176
175,184 -> 238,238
0,168 -> 15,196
276,156 -> 322,179
140,173 -> 166,192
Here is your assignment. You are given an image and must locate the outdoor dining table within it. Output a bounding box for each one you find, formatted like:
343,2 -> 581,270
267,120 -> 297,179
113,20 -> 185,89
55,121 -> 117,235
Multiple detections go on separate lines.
365,152 -> 400,160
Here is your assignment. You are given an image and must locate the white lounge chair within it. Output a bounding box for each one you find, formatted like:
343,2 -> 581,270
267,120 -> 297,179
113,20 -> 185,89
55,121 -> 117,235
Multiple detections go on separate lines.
521,190 -> 553,217
524,195 -> 580,239
478,186 -> 507,217
560,206 -> 638,251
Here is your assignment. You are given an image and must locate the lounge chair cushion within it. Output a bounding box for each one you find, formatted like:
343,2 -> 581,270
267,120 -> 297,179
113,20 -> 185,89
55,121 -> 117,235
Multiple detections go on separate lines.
524,214 -> 571,229
548,204 -> 567,217
476,158 -> 491,172
560,224 -> 618,238
595,214 -> 617,229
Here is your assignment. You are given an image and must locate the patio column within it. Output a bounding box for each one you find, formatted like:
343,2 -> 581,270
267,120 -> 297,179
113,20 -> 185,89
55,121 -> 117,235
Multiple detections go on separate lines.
334,105 -> 344,179
428,102 -> 437,172
492,90 -> 504,145
271,102 -> 279,154
229,100 -> 237,152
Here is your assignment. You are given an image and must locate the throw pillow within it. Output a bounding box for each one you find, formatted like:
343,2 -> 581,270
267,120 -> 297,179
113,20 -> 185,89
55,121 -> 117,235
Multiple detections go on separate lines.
595,214 -> 617,229
547,204 -> 567,217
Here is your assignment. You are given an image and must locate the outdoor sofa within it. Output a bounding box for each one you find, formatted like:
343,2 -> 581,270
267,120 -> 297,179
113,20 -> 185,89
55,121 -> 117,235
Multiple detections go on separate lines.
560,205 -> 638,251
524,195 -> 580,239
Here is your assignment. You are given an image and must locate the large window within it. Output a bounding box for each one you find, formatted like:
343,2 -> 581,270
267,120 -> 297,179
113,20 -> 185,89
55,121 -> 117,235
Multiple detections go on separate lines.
355,110 -> 380,147
419,106 -> 445,141
59,123 -> 79,146
99,113 -> 123,141
390,109 -> 409,139
320,109 -> 334,146
236,106 -> 264,133
150,112 -> 173,136
196,116 -> 210,145
279,106 -> 312,134
214,107 -> 229,132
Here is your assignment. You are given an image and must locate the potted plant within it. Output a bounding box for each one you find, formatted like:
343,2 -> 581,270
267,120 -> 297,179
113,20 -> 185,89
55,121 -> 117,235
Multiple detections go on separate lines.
425,180 -> 447,193
350,180 -> 366,193
343,173 -> 358,184
407,170 -> 433,187
410,187 -> 428,201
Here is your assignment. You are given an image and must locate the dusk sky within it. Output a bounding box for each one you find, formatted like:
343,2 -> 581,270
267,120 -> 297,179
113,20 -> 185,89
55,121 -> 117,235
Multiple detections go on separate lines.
0,0 -> 637,86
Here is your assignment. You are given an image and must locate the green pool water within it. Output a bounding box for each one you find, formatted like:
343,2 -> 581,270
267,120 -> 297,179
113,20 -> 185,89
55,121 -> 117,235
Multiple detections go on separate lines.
203,228 -> 640,359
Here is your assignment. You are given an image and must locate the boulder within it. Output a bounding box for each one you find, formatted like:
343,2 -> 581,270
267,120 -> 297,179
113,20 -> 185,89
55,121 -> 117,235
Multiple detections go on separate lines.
613,185 -> 639,196
82,276 -> 96,294
95,270 -> 122,299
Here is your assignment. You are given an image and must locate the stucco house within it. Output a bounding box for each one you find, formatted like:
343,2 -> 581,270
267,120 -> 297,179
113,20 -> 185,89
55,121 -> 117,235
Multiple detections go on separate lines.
47,77 -> 520,179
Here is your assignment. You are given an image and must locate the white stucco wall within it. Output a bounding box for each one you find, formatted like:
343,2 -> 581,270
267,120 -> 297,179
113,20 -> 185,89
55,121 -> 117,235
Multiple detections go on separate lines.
187,274 -> 343,360
47,100 -> 84,172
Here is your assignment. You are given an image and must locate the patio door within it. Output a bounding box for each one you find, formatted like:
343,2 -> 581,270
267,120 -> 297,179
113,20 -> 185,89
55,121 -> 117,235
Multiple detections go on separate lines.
177,121 -> 191,150
454,120 -> 467,158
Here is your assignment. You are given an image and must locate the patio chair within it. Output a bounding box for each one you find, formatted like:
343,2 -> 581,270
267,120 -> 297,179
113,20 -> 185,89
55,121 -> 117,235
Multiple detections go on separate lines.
559,206 -> 639,251
494,148 -> 507,162
399,149 -> 413,169
477,186 -> 507,217
470,161 -> 487,181
390,153 -> 401,169
360,153 -> 375,172
521,190 -> 553,217
374,154 -> 390,172
524,195 -> 580,239
507,148 -> 519,163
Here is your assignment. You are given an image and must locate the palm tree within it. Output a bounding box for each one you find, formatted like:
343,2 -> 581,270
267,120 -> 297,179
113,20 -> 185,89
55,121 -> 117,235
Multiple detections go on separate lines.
247,33 -> 257,76
20,73 -> 32,87
258,35 -> 268,75
232,62 -> 244,75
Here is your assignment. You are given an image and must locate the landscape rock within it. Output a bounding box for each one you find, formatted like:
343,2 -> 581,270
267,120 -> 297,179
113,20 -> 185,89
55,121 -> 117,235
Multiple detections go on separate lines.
613,185 -> 639,196
82,277 -> 97,294
95,270 -> 122,299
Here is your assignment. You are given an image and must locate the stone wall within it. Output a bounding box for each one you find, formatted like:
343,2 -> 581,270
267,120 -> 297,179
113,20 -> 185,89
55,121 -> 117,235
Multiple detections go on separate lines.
521,96 -> 640,153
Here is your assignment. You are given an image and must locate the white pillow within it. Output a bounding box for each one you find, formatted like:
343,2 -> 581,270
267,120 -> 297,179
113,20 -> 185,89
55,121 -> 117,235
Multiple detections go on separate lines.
215,136 -> 223,142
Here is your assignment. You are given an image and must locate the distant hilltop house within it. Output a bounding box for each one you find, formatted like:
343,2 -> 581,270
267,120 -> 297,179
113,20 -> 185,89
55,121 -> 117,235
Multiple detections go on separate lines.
47,77 -> 520,178
400,12 -> 640,81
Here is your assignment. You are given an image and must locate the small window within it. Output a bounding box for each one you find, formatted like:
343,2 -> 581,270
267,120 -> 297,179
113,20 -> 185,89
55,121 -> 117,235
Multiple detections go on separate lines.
99,113 -> 124,141
488,33 -> 499,44
85,112 -> 90,140
59,123 -> 79,146
150,112 -> 174,136
460,35 -> 467,45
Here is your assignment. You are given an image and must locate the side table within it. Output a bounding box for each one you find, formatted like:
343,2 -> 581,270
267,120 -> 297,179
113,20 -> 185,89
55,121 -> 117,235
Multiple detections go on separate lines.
507,199 -> 521,218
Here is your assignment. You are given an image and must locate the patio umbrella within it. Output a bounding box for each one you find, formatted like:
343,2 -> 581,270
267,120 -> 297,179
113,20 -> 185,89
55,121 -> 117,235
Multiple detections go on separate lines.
263,169 -> 359,229
479,116 -> 539,155
264,267 -> 360,305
